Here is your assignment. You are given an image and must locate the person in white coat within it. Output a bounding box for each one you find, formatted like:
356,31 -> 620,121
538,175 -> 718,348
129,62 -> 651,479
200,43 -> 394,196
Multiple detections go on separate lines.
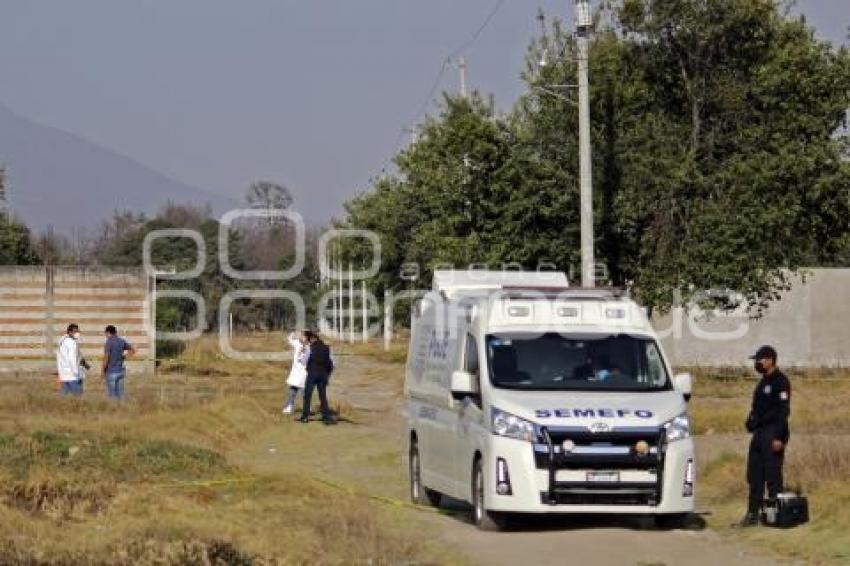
56,323 -> 88,396
282,330 -> 309,414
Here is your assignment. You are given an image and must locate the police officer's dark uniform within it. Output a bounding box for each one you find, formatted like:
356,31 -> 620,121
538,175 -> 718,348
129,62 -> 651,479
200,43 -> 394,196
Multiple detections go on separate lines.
741,345 -> 791,526
299,332 -> 335,425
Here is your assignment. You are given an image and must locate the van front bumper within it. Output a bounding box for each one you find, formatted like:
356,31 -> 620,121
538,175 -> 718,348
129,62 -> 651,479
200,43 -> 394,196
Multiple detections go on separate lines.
485,434 -> 695,514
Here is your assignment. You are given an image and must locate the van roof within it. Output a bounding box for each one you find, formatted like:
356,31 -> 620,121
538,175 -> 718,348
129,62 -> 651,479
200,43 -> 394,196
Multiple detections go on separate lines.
500,286 -> 628,300
433,270 -> 569,297
421,272 -> 647,332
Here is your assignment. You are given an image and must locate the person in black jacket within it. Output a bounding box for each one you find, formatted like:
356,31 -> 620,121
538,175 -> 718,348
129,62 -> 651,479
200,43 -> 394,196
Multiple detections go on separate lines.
299,331 -> 336,424
737,345 -> 791,527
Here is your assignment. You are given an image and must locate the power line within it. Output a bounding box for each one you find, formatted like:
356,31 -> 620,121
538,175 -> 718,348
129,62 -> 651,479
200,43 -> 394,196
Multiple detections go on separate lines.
394,62 -> 449,151
447,0 -> 506,61
394,0 -> 507,153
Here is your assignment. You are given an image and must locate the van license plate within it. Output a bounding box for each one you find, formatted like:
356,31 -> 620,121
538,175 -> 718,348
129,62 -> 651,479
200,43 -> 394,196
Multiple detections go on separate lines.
587,471 -> 620,483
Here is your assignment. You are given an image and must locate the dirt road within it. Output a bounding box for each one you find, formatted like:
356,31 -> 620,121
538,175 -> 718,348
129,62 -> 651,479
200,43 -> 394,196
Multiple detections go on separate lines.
236,352 -> 785,566
435,513 -> 779,566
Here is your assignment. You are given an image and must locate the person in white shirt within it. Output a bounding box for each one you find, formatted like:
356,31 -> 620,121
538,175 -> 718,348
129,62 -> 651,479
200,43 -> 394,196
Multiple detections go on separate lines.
282,330 -> 309,414
56,323 -> 89,396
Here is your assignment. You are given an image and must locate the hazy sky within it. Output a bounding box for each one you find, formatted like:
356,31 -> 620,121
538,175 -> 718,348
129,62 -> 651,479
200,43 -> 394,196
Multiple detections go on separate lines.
0,0 -> 847,224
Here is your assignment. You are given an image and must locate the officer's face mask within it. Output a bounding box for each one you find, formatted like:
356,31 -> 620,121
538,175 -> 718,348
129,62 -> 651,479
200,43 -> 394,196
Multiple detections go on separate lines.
754,360 -> 767,374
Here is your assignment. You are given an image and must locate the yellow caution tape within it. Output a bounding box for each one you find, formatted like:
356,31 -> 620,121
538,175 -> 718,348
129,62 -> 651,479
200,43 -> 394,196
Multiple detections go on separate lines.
310,476 -> 431,512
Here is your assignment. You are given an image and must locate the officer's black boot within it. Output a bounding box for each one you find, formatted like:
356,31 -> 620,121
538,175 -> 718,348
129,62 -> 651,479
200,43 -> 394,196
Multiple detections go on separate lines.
734,497 -> 761,527
733,509 -> 760,528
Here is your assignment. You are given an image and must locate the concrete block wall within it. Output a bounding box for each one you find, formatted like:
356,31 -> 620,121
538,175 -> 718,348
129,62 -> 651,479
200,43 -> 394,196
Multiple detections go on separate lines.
0,266 -> 154,374
654,268 -> 850,368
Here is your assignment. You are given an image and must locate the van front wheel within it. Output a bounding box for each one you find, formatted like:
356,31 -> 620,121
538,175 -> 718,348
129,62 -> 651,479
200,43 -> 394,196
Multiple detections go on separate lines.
409,442 -> 441,507
472,458 -> 508,531
654,513 -> 693,530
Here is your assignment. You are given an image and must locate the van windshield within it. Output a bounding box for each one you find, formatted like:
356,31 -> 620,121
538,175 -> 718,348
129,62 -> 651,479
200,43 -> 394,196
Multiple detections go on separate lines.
485,332 -> 671,392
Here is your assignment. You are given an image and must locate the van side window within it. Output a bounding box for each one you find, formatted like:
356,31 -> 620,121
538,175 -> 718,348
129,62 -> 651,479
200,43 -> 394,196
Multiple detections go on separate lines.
645,342 -> 665,386
464,334 -> 479,377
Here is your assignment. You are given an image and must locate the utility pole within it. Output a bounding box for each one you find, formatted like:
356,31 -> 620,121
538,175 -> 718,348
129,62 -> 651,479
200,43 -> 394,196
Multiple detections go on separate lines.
337,257 -> 343,338
575,0 -> 595,288
330,249 -> 337,335
44,224 -> 55,359
383,290 -> 393,351
402,126 -> 418,146
458,56 -> 468,99
361,281 -> 368,343
348,263 -> 354,344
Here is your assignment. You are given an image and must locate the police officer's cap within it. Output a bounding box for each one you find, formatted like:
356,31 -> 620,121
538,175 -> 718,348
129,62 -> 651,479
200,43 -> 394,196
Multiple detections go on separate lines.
749,345 -> 777,361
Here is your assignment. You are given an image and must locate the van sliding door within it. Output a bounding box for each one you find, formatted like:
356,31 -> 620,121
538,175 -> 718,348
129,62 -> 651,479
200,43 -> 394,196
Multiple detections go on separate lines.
455,332 -> 485,501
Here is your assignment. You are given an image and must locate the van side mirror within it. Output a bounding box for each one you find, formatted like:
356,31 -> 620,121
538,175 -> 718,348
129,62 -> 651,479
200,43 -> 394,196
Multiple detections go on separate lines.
673,372 -> 692,402
451,370 -> 478,400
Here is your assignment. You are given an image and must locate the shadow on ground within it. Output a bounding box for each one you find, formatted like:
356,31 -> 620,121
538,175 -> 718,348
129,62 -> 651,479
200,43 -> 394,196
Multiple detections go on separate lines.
436,495 -> 707,532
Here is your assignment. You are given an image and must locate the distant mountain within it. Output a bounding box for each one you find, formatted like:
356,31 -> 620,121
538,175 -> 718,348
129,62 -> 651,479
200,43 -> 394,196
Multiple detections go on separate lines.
0,103 -> 240,232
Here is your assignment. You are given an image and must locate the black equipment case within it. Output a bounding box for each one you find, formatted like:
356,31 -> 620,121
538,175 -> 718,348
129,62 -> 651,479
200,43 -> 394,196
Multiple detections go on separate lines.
763,492 -> 809,528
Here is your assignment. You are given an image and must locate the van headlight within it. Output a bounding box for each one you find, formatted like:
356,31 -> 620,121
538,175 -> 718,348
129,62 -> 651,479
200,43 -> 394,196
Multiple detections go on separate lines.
663,413 -> 691,443
491,408 -> 536,442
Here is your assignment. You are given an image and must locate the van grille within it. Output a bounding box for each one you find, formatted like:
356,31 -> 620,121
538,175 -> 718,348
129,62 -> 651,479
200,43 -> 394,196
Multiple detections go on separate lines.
537,426 -> 665,506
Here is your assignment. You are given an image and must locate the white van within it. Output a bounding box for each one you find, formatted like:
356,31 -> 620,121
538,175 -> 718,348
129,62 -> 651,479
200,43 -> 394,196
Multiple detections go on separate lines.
404,270 -> 694,530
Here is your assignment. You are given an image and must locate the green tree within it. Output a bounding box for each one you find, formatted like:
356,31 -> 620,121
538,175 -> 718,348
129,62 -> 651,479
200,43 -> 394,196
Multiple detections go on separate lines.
95,204 -> 244,332
343,96 -> 512,290
0,216 -> 40,265
343,1 -> 850,315
612,0 -> 850,309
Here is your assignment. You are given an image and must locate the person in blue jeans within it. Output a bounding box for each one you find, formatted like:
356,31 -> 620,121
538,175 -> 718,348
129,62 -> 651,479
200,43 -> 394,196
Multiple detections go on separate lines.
102,325 -> 135,400
56,323 -> 91,395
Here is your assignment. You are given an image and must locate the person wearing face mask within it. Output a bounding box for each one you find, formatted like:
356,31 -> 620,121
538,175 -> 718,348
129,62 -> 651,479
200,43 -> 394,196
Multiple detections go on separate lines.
56,323 -> 88,396
282,330 -> 309,414
737,345 -> 791,527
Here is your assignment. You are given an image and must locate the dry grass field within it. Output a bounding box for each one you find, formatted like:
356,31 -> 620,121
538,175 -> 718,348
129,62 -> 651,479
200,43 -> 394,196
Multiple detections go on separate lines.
689,367 -> 850,564
0,334 -> 460,565
1,333 -> 848,565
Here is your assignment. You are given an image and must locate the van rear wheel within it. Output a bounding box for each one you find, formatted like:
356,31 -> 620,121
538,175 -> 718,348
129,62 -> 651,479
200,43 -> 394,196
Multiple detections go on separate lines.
409,441 -> 441,507
472,458 -> 508,531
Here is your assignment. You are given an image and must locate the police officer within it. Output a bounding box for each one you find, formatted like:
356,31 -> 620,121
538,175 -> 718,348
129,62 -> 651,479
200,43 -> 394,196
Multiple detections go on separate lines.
737,345 -> 791,527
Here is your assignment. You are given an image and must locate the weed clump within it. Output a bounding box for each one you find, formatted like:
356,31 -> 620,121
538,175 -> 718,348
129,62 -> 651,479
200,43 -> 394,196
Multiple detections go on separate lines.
0,537 -> 259,566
